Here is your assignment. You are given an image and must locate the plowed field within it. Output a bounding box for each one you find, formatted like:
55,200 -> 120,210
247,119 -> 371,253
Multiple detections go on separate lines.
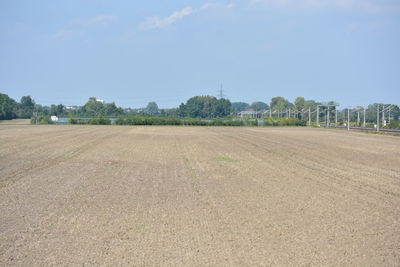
1,125 -> 399,266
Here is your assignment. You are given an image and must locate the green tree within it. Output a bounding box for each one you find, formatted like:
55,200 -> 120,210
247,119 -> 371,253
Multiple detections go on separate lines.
49,104 -> 65,115
294,97 -> 305,111
231,102 -> 250,113
18,96 -> 35,118
56,104 -> 64,115
365,103 -> 400,124
105,102 -> 123,115
303,100 -> 318,110
179,96 -> 231,118
0,93 -> 18,120
163,108 -> 179,117
82,97 -> 105,116
34,104 -> 48,115
250,101 -> 269,111
270,96 -> 291,111
50,104 -> 58,115
145,102 -> 159,116
391,105 -> 400,122
212,98 -> 231,117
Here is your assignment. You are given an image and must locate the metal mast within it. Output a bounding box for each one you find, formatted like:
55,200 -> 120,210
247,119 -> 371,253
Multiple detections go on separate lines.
217,84 -> 225,99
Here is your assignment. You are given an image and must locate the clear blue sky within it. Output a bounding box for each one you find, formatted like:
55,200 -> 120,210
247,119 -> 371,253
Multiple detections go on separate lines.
1,0 -> 399,108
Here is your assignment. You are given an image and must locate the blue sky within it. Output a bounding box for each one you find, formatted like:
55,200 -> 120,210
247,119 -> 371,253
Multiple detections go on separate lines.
0,0 -> 399,108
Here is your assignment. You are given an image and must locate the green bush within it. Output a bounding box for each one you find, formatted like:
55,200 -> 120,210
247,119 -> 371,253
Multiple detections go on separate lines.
208,119 -> 245,126
385,121 -> 400,129
88,116 -> 111,125
114,116 -> 246,126
209,119 -> 224,126
184,119 -> 208,126
116,116 -> 183,126
68,118 -> 78,124
263,117 -> 306,126
165,118 -> 182,125
115,117 -> 126,125
62,115 -> 308,127
31,115 -> 53,124
222,120 -> 245,126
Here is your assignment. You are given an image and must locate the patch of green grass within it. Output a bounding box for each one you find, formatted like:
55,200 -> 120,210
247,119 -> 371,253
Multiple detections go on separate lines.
129,224 -> 145,232
368,131 -> 400,137
213,156 -> 238,163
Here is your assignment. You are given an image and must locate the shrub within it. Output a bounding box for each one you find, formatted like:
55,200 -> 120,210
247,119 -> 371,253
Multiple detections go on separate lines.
68,118 -> 78,124
31,115 -> 53,124
88,116 -> 111,125
115,117 -> 126,125
263,117 -> 306,126
222,120 -> 245,126
385,121 -> 400,129
184,119 -> 208,126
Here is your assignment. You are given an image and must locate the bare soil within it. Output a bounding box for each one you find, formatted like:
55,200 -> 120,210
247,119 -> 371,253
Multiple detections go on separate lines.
0,119 -> 30,125
1,125 -> 399,266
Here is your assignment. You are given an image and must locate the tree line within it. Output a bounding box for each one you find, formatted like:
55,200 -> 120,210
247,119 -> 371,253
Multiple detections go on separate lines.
1,92 -> 399,125
0,94 -> 36,120
232,97 -> 320,114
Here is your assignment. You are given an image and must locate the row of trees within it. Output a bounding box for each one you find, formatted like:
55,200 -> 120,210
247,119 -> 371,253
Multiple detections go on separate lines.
178,96 -> 231,118
0,94 -> 129,120
72,116 -> 306,127
2,92 -> 399,124
348,104 -> 400,124
231,101 -> 269,112
231,97 -> 320,113
0,94 -> 36,120
38,97 -> 125,117
232,97 -> 400,125
0,93 -> 341,121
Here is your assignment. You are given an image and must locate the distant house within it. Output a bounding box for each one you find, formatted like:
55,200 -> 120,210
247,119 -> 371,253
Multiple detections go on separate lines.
65,106 -> 78,111
95,98 -> 104,103
50,116 -> 58,122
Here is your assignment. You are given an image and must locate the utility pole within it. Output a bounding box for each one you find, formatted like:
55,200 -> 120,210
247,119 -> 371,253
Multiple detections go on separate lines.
269,109 -> 272,118
308,108 -> 311,126
347,108 -> 350,131
327,106 -> 330,127
363,109 -> 366,128
335,108 -> 338,127
317,106 -> 319,125
33,111 -> 38,125
377,105 -> 380,131
382,105 -> 385,128
343,110 -> 345,123
357,112 -> 360,126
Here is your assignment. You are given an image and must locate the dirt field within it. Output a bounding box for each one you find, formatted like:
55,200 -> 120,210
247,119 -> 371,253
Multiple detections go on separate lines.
0,125 -> 399,266
0,119 -> 30,125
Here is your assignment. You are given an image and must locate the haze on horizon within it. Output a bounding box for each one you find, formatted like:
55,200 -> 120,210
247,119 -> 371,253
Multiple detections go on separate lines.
0,0 -> 399,108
